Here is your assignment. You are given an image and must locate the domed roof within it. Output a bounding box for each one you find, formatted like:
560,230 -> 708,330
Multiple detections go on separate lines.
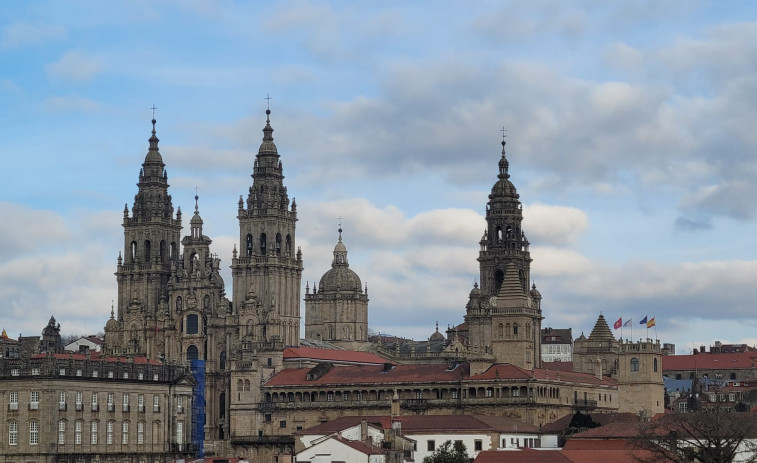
319,266 -> 362,292
489,140 -> 518,199
318,227 -> 363,293
144,119 -> 163,164
258,109 -> 278,155
429,322 -> 445,342
105,317 -> 119,331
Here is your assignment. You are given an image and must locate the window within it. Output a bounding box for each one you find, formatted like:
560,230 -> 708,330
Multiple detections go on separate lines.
122,422 -> 129,444
30,391 -> 40,410
59,420 -> 66,444
153,395 -> 160,412
92,392 -> 99,411
186,314 -> 199,334
91,421 -> 98,445
31,367 -> 40,375
60,367 -> 66,375
123,394 -> 130,412
137,421 -> 144,444
107,421 -> 114,444
327,392 -> 334,402
138,394 -> 145,412
451,389 -> 459,399
176,422 -> 183,445
75,420 -> 83,444
630,358 -> 639,372
475,439 -> 482,451
123,372 -> 129,379
428,440 -> 436,451
8,421 -> 18,445
177,396 -> 184,413
76,369 -> 82,377
653,358 -> 658,372
76,391 -> 83,410
9,391 -> 18,410
279,420 -> 286,429
186,345 -> 198,361
59,391 -> 67,410
29,421 -> 39,445
11,368 -> 19,376
92,370 -> 99,378
108,393 -> 114,411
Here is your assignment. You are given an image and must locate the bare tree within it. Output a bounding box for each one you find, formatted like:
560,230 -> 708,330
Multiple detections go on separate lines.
633,383 -> 757,463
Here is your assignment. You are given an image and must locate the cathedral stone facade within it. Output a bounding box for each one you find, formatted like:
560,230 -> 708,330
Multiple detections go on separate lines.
98,111 -> 662,462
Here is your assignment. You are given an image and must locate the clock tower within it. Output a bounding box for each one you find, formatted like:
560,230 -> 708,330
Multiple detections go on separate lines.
465,139 -> 543,369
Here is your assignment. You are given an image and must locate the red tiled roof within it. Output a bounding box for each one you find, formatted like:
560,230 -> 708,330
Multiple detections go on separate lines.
542,361 -> 573,372
266,362 -> 470,387
662,352 -> 757,371
298,414 -> 538,435
567,421 -> 643,440
332,435 -> 386,455
540,413 -> 639,434
283,347 -> 388,365
474,449 -> 572,463
470,364 -> 616,386
561,449 -> 651,463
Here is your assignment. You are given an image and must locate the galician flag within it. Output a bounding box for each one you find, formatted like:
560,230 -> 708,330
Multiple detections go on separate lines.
623,318 -> 632,327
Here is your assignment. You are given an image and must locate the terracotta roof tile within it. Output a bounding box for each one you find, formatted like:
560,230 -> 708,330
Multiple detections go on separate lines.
283,346 -> 388,365
474,449 -> 572,463
662,352 -> 757,371
298,414 -> 537,435
470,364 -> 616,386
266,362 -> 469,387
540,413 -> 639,434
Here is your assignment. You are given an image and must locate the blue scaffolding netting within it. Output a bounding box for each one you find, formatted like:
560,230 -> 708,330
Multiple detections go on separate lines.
190,359 -> 206,458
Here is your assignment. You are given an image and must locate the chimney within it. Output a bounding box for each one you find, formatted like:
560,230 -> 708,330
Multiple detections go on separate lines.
361,419 -> 367,443
391,389 -> 400,418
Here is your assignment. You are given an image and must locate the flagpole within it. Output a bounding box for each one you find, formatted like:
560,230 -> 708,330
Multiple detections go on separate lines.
654,314 -> 657,342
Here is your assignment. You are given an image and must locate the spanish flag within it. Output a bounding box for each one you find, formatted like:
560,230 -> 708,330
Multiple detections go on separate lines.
647,317 -> 656,328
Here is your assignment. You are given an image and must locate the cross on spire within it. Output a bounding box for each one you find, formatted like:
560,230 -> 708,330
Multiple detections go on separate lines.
500,126 -> 507,143
150,104 -> 158,119
194,186 -> 200,212
265,93 -> 272,110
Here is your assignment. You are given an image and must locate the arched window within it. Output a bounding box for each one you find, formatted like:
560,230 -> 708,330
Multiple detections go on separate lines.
170,242 -> 177,261
275,233 -> 282,256
246,234 -> 253,256
244,380 -> 251,392
186,345 -> 198,361
144,240 -> 151,263
497,323 -> 504,339
653,358 -> 658,372
121,421 -> 129,444
506,323 -> 511,338
237,380 -> 243,392
519,269 -> 526,290
494,269 -> 505,293
203,294 -> 210,311
131,241 -> 137,262
285,235 -> 292,253
176,296 -> 183,312
90,421 -> 98,445
186,314 -> 198,334
160,240 -> 166,263
631,357 -> 639,372
328,325 -> 334,340
513,323 -> 519,338
219,351 -> 226,370
260,233 -> 267,255
506,225 -> 513,238
497,227 -> 503,242
219,393 -> 226,419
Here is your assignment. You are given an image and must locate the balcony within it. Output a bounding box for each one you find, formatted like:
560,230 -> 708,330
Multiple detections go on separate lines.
91,404 -> 99,412
402,399 -> 428,411
30,403 -> 39,410
170,442 -> 198,453
574,399 -> 598,411
258,402 -> 278,412
76,403 -> 84,411
59,403 -> 67,411
8,403 -> 18,411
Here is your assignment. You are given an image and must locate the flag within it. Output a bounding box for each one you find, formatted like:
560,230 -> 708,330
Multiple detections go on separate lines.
623,318 -> 632,327
647,317 -> 656,328
613,317 -> 622,329
640,316 -> 648,325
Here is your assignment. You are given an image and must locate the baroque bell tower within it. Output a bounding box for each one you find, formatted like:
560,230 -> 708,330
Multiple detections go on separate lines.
465,138 -> 543,369
111,118 -> 182,357
231,109 -> 303,346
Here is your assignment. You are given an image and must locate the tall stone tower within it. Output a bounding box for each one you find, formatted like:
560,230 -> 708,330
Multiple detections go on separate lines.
304,227 -> 369,349
231,109 -> 303,347
465,139 -> 543,369
111,118 -> 182,357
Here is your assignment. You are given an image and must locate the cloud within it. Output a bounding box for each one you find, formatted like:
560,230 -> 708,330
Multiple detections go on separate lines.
523,203 -> 588,246
0,203 -> 72,262
42,95 -> 100,112
1,21 -> 66,49
46,51 -> 103,83
674,216 -> 712,232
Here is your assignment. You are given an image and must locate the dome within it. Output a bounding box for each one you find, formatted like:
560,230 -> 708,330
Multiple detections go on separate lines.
144,119 -> 163,164
317,226 -> 363,292
490,178 -> 518,198
430,328 -> 445,342
318,266 -> 362,292
105,317 -> 119,331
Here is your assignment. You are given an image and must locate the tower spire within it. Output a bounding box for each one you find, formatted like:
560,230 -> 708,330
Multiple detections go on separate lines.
499,128 -> 509,180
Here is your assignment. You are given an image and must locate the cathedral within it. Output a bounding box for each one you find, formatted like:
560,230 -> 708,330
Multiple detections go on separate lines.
101,109 -> 663,461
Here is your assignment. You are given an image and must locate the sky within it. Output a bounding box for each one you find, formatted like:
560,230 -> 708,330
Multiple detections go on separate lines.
2,0 -> 757,355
